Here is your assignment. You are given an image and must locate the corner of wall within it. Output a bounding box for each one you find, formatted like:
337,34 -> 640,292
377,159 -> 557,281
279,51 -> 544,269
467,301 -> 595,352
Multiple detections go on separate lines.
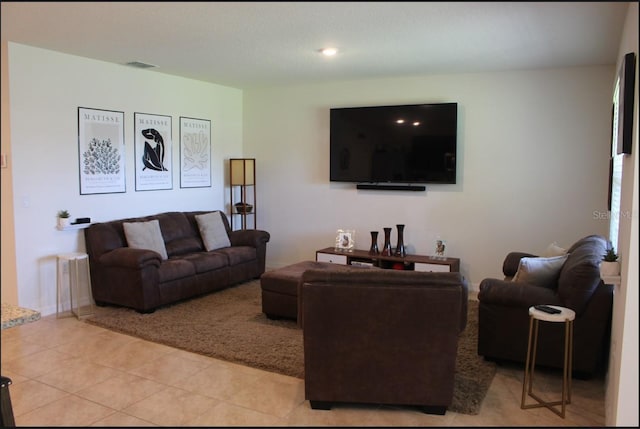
1,40 -> 19,305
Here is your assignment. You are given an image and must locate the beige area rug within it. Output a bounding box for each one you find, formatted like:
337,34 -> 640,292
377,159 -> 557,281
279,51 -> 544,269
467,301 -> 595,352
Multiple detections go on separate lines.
85,280 -> 496,415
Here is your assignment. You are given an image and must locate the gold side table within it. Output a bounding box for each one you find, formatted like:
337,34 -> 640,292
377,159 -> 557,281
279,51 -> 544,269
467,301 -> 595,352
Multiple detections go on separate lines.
56,252 -> 94,319
521,305 -> 575,418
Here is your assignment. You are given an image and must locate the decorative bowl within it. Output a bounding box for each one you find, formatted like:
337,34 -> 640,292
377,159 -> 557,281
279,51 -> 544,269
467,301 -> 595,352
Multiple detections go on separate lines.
234,202 -> 253,214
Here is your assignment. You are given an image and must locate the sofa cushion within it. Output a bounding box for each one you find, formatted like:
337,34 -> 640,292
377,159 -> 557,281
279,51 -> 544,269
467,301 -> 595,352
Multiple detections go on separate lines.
214,246 -> 257,266
155,212 -> 204,257
502,252 -> 538,278
557,235 -> 608,314
158,258 -> 197,282
181,252 -> 228,274
196,212 -> 231,251
541,242 -> 567,257
165,237 -> 204,257
512,254 -> 568,289
123,220 -> 168,260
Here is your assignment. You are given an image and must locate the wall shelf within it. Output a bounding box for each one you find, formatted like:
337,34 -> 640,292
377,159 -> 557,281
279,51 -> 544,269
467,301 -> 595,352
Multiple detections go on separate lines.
601,275 -> 621,286
56,223 -> 91,231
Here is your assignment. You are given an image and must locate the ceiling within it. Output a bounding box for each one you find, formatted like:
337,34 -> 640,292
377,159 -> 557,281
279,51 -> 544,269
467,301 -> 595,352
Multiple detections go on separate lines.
1,2 -> 630,89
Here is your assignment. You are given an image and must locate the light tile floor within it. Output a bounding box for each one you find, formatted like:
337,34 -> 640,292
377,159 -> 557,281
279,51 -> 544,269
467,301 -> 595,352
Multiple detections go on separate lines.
1,312 -> 606,427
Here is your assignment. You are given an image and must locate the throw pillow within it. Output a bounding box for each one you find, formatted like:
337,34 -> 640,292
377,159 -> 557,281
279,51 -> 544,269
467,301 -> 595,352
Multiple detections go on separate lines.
196,211 -> 231,251
512,254 -> 568,289
123,219 -> 168,260
541,241 -> 567,257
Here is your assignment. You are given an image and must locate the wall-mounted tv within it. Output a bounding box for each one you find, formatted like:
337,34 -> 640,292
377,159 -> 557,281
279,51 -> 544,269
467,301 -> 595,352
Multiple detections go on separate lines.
330,102 -> 457,185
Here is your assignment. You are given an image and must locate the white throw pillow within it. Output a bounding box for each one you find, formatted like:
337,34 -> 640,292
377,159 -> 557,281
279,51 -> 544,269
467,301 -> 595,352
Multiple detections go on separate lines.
123,219 -> 168,260
512,254 -> 568,289
196,211 -> 231,251
541,241 -> 567,257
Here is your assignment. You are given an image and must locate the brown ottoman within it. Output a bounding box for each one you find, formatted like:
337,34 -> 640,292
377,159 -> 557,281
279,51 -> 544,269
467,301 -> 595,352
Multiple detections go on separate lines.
261,261 -> 347,320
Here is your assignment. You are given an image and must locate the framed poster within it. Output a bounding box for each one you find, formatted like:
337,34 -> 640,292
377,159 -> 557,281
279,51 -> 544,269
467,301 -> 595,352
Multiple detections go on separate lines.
134,112 -> 173,191
180,117 -> 211,188
78,107 -> 126,194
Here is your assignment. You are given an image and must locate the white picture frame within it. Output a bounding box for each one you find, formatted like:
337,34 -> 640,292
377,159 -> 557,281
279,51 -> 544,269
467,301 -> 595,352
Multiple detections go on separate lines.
335,229 -> 355,252
78,107 -> 126,195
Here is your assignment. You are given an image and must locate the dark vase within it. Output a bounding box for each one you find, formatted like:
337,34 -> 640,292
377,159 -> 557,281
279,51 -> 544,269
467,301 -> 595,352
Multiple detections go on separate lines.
369,231 -> 379,255
395,224 -> 406,257
381,227 -> 393,256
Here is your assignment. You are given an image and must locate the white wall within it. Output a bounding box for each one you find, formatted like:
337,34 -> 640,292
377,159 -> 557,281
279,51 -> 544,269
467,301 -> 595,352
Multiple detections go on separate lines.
606,2 -> 639,426
6,43 -> 618,322
244,67 -> 613,288
7,43 -> 243,315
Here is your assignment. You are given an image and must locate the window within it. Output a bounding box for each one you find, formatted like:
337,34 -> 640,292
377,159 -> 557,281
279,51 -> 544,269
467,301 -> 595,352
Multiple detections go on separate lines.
609,76 -> 623,252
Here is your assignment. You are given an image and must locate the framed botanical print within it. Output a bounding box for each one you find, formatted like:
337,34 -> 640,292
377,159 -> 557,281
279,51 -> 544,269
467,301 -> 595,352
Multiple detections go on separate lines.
180,117 -> 211,188
78,107 -> 126,194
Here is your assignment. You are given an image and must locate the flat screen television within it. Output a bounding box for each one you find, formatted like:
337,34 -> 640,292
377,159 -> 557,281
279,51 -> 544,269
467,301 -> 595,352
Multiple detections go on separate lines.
330,102 -> 457,185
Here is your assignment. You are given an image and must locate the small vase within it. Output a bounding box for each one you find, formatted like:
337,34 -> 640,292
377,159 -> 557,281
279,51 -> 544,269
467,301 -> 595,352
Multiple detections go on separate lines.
600,261 -> 620,277
57,218 -> 70,229
395,224 -> 406,257
381,227 -> 393,256
369,231 -> 379,255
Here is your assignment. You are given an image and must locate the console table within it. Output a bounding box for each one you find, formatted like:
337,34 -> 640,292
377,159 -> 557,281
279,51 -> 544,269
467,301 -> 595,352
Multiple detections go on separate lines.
316,247 -> 460,272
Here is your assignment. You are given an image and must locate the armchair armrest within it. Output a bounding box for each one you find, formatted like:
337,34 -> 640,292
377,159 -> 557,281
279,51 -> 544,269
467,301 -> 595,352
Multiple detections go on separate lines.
98,247 -> 162,269
502,252 -> 538,278
478,278 -> 559,308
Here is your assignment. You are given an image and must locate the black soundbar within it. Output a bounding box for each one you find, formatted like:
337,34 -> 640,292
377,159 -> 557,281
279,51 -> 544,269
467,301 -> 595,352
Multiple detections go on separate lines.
356,184 -> 426,191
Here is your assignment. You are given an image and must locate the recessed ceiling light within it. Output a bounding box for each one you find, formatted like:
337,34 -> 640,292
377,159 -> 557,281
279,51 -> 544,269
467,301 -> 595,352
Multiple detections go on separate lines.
319,47 -> 338,57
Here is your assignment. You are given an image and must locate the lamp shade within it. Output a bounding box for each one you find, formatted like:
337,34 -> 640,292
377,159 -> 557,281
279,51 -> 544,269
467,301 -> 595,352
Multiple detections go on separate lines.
230,158 -> 255,185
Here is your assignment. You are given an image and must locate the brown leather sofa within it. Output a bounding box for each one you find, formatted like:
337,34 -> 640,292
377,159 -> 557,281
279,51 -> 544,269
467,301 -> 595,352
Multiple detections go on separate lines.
84,211 -> 270,313
477,235 -> 613,377
301,269 -> 469,414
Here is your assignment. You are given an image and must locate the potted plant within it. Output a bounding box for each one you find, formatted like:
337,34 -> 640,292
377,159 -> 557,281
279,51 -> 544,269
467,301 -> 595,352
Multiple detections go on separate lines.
601,248 -> 620,276
57,210 -> 70,228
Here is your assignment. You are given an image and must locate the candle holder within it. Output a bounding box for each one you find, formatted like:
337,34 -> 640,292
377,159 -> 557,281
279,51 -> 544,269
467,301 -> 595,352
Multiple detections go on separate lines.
369,231 -> 379,255
395,224 -> 406,257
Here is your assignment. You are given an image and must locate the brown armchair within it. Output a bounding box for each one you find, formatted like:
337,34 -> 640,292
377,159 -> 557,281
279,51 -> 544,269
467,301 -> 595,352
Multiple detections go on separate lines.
301,269 -> 468,415
477,235 -> 613,377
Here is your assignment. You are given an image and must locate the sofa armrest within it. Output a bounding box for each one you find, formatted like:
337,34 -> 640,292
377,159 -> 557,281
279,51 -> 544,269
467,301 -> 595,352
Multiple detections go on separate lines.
478,278 -> 560,308
228,229 -> 270,275
228,229 -> 270,248
502,252 -> 538,278
98,247 -> 162,269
